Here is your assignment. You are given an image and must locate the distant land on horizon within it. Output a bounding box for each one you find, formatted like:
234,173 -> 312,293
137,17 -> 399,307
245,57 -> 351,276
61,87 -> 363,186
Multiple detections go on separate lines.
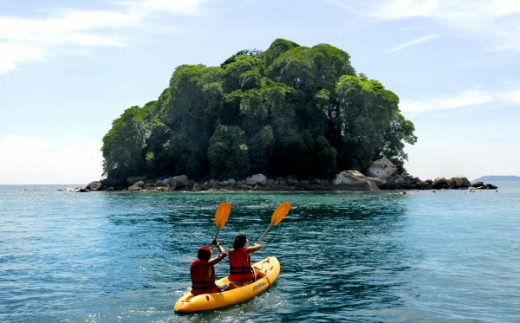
473,175 -> 520,182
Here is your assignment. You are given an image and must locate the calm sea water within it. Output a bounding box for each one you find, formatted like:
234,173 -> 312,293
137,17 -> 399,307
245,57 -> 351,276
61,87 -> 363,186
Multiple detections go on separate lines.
1,183 -> 519,323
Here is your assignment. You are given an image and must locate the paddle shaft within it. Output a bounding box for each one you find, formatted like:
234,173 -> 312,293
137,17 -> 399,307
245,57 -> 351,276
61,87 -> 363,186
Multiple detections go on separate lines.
255,225 -> 272,244
214,228 -> 222,240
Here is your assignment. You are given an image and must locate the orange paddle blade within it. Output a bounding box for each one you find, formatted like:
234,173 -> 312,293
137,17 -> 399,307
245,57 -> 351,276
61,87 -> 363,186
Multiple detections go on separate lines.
215,202 -> 232,229
270,201 -> 291,226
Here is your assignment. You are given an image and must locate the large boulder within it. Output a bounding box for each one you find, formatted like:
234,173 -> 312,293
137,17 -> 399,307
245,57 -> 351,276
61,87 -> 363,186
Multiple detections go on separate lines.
431,176 -> 448,189
447,176 -> 471,189
127,175 -> 147,185
173,175 -> 189,188
382,175 -> 422,190
246,174 -> 267,186
86,181 -> 102,191
471,181 -> 484,188
365,158 -> 397,181
133,181 -> 145,188
333,170 -> 378,191
413,180 -> 431,190
156,178 -> 170,187
169,179 -> 177,191
366,176 -> 385,188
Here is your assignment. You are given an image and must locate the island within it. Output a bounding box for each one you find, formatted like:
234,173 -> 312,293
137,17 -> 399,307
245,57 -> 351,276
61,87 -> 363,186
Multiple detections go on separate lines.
88,39 -> 499,193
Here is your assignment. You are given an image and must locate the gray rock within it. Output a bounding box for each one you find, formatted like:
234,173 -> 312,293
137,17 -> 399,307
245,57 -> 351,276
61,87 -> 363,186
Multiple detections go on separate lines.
447,176 -> 471,189
365,158 -> 397,181
431,176 -> 448,189
246,174 -> 267,186
413,180 -> 431,190
127,175 -> 147,185
173,175 -> 189,188
366,176 -> 385,188
333,170 -> 377,191
86,181 -> 102,191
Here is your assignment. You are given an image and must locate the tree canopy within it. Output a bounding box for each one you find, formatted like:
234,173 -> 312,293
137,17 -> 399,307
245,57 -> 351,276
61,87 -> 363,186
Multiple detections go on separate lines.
101,38 -> 417,183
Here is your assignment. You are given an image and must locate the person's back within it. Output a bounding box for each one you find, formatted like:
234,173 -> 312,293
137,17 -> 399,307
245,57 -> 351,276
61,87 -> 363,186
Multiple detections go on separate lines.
228,246 -> 255,282
190,240 -> 227,295
228,233 -> 263,286
190,253 -> 217,295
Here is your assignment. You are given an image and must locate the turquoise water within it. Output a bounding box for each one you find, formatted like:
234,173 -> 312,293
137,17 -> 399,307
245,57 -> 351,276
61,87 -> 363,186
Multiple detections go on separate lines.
1,184 -> 519,322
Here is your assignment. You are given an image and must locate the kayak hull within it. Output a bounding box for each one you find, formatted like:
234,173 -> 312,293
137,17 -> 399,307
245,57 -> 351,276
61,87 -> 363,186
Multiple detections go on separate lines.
174,256 -> 280,313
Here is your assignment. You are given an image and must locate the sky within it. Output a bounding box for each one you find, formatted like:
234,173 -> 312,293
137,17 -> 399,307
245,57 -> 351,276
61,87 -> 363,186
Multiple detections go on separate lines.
1,0 -> 519,185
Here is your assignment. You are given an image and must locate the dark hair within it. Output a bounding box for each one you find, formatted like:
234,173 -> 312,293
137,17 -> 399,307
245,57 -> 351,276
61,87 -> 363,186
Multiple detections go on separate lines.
233,233 -> 247,250
197,246 -> 211,261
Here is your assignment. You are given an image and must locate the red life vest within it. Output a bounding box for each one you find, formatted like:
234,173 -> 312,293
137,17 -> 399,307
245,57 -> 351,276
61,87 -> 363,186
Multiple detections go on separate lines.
228,247 -> 255,281
190,259 -> 217,295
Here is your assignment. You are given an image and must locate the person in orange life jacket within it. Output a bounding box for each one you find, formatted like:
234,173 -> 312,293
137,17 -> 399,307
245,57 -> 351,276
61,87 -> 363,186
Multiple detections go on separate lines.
228,233 -> 265,286
190,238 -> 227,295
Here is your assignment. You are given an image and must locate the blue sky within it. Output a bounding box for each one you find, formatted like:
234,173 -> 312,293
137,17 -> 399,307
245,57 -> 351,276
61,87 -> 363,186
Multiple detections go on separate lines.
1,0 -> 519,184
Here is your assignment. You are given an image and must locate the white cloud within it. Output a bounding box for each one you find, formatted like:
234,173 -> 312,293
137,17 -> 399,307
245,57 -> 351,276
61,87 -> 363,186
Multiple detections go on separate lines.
342,0 -> 520,52
371,0 -> 439,19
400,88 -> 494,112
121,0 -> 212,15
0,0 -> 214,74
0,42 -> 47,74
502,88 -> 520,103
400,86 -> 520,112
389,34 -> 439,52
0,135 -> 103,185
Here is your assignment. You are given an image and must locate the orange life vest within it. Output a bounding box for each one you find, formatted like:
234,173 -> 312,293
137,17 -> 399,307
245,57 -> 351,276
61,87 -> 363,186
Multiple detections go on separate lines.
190,259 -> 217,295
228,247 -> 255,281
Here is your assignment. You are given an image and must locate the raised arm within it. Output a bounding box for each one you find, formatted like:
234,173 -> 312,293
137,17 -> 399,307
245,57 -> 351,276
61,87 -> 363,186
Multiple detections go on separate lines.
208,239 -> 227,266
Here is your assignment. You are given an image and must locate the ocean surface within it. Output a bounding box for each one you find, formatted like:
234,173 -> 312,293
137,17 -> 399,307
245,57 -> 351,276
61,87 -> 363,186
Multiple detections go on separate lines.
1,183 -> 519,323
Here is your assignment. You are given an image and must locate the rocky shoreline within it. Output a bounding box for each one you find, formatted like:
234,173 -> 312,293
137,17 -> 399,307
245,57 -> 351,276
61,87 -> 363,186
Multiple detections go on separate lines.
79,158 -> 498,193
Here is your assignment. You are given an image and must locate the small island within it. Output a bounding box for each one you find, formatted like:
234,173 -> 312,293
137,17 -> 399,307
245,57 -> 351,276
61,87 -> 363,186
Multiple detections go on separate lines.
90,39 -> 498,193
473,175 -> 520,182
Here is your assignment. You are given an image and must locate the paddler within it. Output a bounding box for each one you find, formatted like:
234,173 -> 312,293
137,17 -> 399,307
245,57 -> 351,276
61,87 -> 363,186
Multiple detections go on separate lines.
228,233 -> 265,287
190,238 -> 228,295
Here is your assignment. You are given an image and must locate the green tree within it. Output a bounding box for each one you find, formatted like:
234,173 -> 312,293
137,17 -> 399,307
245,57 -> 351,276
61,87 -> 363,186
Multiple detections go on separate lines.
142,91 -> 171,177
314,135 -> 338,178
208,125 -> 251,179
221,54 -> 262,93
335,75 -> 414,172
102,105 -> 148,183
161,64 -> 223,179
378,112 -> 417,173
263,38 -> 300,67
248,126 -> 274,174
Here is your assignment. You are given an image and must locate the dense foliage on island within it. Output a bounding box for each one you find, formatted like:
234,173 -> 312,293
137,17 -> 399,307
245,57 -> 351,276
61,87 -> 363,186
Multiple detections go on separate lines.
101,39 -> 417,185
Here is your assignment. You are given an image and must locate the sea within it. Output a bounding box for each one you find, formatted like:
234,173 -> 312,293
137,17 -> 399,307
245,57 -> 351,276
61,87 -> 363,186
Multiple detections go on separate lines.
1,183 -> 519,323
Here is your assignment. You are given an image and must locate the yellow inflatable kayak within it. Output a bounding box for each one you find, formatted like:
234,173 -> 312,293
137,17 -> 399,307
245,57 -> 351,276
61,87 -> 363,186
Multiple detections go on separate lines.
174,256 -> 280,313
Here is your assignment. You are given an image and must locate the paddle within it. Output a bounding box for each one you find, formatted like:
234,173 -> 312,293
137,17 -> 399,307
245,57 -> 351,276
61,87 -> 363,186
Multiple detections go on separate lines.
256,201 -> 291,244
214,201 -> 232,241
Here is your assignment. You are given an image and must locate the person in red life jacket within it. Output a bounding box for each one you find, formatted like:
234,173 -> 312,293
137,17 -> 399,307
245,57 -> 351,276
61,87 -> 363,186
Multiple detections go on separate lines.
227,233 -> 265,287
190,238 -> 227,295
